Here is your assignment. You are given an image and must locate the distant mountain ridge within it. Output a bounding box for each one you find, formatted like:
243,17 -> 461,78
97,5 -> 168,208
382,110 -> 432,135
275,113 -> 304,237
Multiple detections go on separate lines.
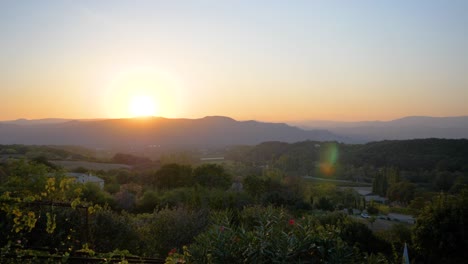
291,116 -> 468,142
0,116 -> 344,147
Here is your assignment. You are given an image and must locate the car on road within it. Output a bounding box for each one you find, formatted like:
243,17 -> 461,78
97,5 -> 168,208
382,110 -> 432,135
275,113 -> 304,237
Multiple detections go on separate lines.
360,212 -> 370,218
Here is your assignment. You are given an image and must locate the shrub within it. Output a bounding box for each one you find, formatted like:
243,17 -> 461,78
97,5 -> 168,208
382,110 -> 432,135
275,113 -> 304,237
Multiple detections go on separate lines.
89,209 -> 140,254
135,207 -> 210,257
185,206 -> 357,263
193,164 -> 232,189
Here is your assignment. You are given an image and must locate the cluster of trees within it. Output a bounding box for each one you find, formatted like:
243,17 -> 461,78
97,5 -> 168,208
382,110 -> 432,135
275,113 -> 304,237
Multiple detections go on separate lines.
371,167 -> 416,205
227,139 -> 468,194
227,139 -> 468,173
0,160 -> 372,260
1,141 -> 468,263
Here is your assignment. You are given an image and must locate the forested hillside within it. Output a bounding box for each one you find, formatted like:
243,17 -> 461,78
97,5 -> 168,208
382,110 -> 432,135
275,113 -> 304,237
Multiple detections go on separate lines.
226,139 -> 468,187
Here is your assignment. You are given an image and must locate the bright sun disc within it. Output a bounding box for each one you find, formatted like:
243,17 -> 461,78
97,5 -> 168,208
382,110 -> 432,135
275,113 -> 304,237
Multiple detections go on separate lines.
129,95 -> 156,117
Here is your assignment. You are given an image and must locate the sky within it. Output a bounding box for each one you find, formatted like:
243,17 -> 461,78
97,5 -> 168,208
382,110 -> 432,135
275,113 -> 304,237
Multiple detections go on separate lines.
1,0 -> 467,122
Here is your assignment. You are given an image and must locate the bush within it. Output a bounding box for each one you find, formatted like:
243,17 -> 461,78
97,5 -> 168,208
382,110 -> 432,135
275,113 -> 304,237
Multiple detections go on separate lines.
193,164 -> 232,189
135,190 -> 160,213
89,209 -> 140,254
184,206 -> 358,263
136,207 -> 210,257
367,204 -> 379,215
315,196 -> 335,211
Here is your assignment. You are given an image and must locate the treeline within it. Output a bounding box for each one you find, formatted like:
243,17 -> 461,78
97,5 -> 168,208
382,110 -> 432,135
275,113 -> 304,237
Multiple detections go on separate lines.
227,139 -> 468,172
74,162 -> 362,214
346,139 -> 468,171
0,144 -> 94,161
225,139 -> 468,189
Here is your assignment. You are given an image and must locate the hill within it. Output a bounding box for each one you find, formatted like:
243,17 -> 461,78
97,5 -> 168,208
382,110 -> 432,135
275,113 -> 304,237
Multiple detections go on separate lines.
291,116 -> 468,142
0,116 -> 343,148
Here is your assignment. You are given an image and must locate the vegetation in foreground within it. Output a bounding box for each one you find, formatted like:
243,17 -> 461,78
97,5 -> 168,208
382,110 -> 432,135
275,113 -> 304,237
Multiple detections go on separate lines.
0,139 -> 467,263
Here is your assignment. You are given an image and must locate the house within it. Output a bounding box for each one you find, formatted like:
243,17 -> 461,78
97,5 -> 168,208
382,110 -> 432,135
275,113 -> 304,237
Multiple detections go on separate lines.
67,172 -> 105,189
350,187 -> 388,203
364,194 -> 388,204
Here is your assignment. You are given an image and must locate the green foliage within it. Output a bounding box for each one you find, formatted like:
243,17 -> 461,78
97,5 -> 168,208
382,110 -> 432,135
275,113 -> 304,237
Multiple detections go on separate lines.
308,184 -> 361,212
155,186 -> 252,211
155,164 -> 193,189
376,223 -> 411,255
114,189 -> 136,211
243,174 -> 267,199
315,212 -> 390,255
193,164 -> 232,189
0,144 -> 91,161
244,173 -> 309,211
432,170 -> 458,191
104,182 -> 120,194
226,139 -> 468,184
407,196 -> 427,212
81,182 -> 114,206
115,169 -> 133,185
0,160 -> 88,260
89,209 -> 140,254
315,196 -> 334,211
31,156 -> 58,170
184,206 -> 358,263
136,190 -> 159,213
134,207 -> 209,257
412,188 -> 468,263
386,181 -> 415,205
2,141 -> 468,263
366,202 -> 379,215
372,172 -> 388,197
347,139 -> 468,172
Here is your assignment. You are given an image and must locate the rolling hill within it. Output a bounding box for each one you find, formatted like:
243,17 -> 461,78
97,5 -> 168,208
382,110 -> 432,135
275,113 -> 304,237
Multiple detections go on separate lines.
291,116 -> 468,142
0,116 -> 344,148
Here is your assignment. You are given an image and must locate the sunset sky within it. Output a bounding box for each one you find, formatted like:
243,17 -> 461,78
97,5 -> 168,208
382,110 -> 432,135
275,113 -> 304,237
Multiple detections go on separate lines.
1,0 -> 467,122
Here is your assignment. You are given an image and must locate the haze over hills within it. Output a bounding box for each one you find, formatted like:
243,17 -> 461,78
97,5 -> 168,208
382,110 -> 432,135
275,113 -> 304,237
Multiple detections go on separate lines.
290,116 -> 468,142
1,116 -> 467,148
1,118 -> 102,125
0,116 -> 343,148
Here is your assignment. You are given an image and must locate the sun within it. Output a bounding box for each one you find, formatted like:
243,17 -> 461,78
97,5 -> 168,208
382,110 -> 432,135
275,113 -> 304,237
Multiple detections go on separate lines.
129,95 -> 157,117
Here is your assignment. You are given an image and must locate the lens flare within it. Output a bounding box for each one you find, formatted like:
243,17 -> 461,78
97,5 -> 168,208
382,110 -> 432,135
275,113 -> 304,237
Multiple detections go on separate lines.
319,143 -> 339,176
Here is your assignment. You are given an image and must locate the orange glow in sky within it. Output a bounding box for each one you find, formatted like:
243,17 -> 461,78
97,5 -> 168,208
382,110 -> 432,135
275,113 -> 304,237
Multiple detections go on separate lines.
1,1 -> 467,122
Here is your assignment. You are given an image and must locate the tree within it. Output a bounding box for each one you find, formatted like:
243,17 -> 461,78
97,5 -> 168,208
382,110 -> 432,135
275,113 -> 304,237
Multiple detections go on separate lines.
432,171 -> 457,192
135,190 -> 159,213
0,159 -> 91,258
316,197 -> 334,211
387,181 -> 415,205
243,174 -> 267,199
372,172 -> 388,197
412,188 -> 468,263
154,164 -> 192,189
193,164 -> 232,189
81,182 -> 114,206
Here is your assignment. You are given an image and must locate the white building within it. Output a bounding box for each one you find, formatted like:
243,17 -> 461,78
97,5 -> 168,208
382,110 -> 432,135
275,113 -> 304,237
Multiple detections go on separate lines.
67,172 -> 104,189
